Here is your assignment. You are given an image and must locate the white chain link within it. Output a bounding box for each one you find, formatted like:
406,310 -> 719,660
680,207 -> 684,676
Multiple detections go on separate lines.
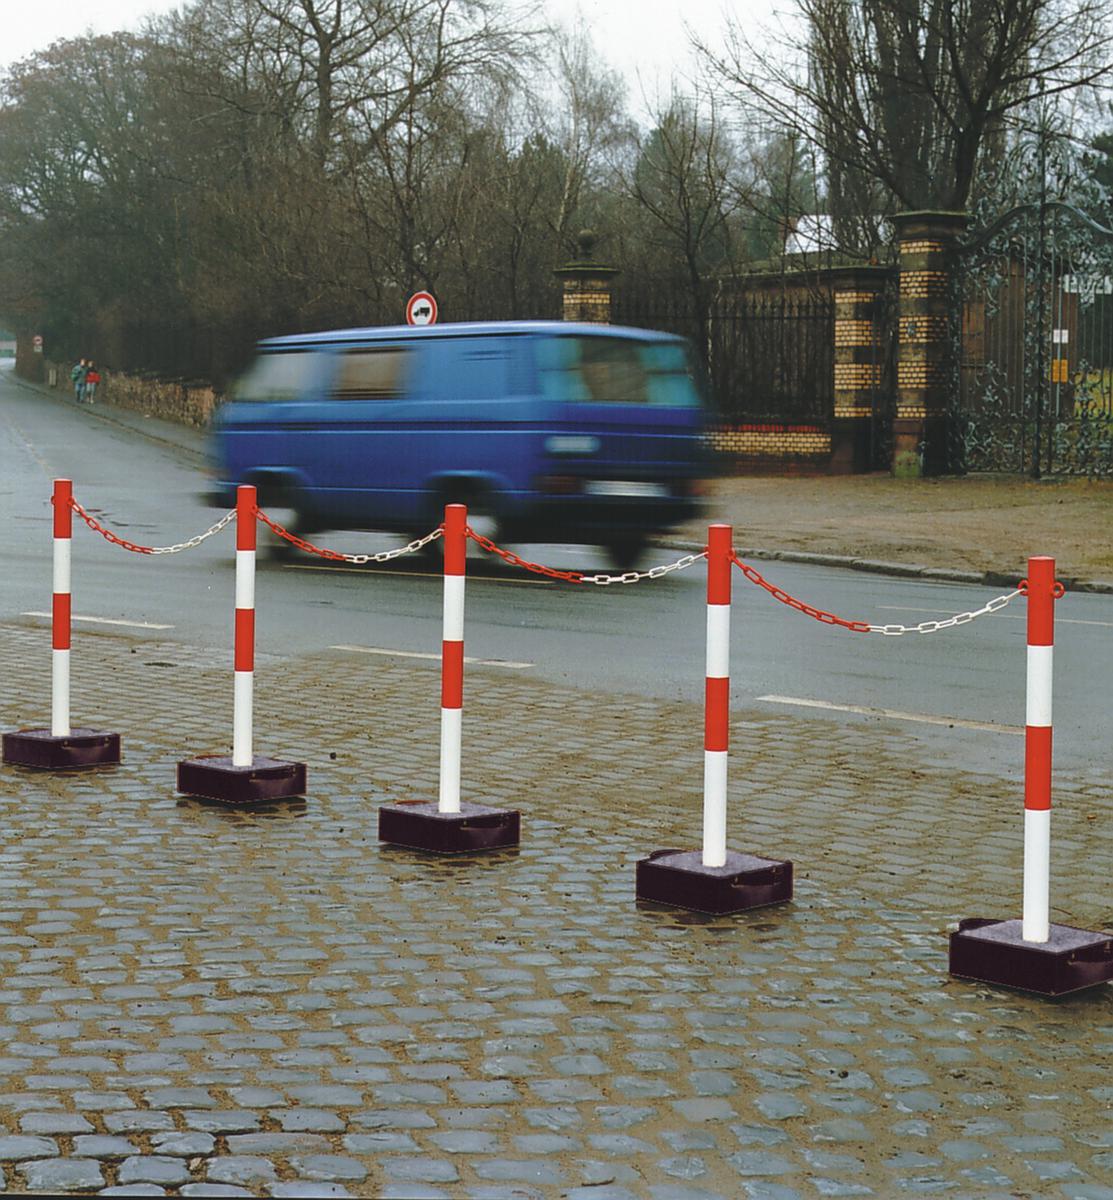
337,527 -> 444,564
580,551 -> 706,585
147,511 -> 237,554
868,590 -> 1021,635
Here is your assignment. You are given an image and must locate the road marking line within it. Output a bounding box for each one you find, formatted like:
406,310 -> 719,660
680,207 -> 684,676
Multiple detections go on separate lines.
758,693 -> 1023,735
331,644 -> 533,669
22,611 -> 174,630
285,563 -> 550,585
875,605 -> 1113,628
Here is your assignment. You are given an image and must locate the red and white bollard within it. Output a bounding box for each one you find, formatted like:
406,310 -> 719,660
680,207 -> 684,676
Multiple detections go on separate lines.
177,485 -> 306,803
2,478 -> 120,769
1022,556 -> 1055,943
950,556 -> 1113,996
51,478 -> 74,738
378,503 -> 520,853
233,484 -> 257,768
636,523 -> 792,913
702,524 -> 731,867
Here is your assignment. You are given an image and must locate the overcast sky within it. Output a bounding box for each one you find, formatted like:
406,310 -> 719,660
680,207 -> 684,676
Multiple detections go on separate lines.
0,0 -> 779,109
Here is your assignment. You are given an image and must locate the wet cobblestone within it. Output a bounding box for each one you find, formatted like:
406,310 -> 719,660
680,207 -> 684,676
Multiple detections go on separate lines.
1,620 -> 1112,1195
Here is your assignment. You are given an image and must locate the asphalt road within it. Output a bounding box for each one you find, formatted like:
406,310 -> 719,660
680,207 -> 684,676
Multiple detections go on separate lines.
3,363 -> 1110,781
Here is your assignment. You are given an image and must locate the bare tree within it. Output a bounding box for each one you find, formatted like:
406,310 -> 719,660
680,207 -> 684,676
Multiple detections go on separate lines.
701,0 -> 1113,249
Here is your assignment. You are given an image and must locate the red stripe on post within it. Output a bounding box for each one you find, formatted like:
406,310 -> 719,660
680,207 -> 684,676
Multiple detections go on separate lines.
234,608 -> 255,672
236,485 -> 257,552
442,641 -> 464,709
53,479 -> 73,538
1024,724 -> 1053,811
52,593 -> 71,650
1026,556 -> 1055,647
705,676 -> 729,752
444,504 -> 467,576
707,525 -> 732,606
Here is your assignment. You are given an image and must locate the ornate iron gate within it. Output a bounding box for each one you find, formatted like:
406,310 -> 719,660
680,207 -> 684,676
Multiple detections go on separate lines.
956,202 -> 1113,477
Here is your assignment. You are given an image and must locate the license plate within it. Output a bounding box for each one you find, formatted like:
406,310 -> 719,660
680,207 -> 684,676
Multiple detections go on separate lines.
584,480 -> 668,497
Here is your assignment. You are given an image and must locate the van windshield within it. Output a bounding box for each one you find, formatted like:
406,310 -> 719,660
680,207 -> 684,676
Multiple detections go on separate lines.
537,336 -> 700,407
232,350 -> 317,402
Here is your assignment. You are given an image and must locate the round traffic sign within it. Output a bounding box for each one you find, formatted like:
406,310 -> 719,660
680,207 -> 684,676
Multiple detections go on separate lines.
405,291 -> 438,326
32,335 -> 43,346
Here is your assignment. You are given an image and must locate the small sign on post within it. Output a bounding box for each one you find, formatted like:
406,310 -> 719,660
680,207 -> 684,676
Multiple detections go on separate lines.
405,291 -> 438,326
32,335 -> 43,354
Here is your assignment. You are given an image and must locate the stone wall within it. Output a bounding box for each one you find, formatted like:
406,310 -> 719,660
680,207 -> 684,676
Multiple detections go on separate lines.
43,359 -> 220,428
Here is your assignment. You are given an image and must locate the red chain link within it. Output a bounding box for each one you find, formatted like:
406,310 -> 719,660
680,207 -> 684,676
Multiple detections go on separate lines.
731,553 -> 871,632
254,507 -> 347,561
466,529 -> 586,583
70,499 -> 155,554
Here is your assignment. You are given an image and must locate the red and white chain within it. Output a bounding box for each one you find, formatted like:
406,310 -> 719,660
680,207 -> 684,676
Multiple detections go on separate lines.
867,589 -> 1022,635
466,529 -> 704,584
732,552 -> 1024,634
256,508 -> 443,563
71,499 -> 235,555
580,552 -> 705,585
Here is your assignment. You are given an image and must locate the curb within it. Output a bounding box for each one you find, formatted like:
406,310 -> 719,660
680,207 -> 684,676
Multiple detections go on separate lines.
653,538 -> 1113,596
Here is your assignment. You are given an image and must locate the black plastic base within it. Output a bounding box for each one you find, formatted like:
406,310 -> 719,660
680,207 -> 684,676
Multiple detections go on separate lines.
2,727 -> 121,770
176,755 -> 307,804
378,800 -> 521,853
949,918 -> 1113,996
636,848 -> 793,914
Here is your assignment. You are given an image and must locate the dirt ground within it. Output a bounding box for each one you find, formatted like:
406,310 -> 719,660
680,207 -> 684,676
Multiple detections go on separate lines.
676,473 -> 1113,582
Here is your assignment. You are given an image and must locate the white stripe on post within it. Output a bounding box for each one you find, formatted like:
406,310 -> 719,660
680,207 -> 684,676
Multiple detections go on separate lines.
702,750 -> 728,866
51,651 -> 70,738
439,708 -> 463,813
1023,809 -> 1051,943
1025,646 -> 1053,727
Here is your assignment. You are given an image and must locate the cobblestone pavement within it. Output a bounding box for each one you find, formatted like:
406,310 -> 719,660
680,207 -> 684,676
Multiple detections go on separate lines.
1,617 -> 1111,1199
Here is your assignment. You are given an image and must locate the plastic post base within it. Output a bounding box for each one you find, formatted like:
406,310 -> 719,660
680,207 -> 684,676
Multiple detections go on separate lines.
378,801 -> 521,854
176,755 -> 307,804
2,727 -> 121,770
636,848 -> 793,914
949,918 -> 1113,996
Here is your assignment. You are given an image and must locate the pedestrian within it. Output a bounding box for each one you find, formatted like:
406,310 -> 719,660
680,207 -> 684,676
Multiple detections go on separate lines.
70,358 -> 87,403
84,361 -> 101,404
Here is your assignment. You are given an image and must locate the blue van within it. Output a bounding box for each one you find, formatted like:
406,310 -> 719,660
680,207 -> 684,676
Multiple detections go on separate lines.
209,321 -> 707,565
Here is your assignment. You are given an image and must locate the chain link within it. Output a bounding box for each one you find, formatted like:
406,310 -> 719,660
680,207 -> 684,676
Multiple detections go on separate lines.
867,590 -> 1022,635
465,529 -> 706,584
732,551 -> 1023,635
70,499 -> 235,555
732,554 -> 873,631
580,553 -> 705,585
255,507 -> 443,562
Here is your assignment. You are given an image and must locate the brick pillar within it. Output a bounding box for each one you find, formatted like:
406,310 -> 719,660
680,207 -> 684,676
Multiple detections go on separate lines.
892,211 -> 967,477
553,230 -> 619,323
829,266 -> 892,473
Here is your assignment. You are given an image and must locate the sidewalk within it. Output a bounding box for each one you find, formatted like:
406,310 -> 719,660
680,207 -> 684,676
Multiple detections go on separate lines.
2,614 -> 1112,1196
12,369 -> 1113,590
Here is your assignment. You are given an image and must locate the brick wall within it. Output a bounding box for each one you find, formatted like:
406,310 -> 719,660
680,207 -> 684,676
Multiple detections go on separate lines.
710,421 -> 831,470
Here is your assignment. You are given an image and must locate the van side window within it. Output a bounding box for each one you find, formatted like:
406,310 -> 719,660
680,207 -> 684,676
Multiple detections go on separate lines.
332,349 -> 410,399
537,336 -> 698,407
232,350 -> 318,402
